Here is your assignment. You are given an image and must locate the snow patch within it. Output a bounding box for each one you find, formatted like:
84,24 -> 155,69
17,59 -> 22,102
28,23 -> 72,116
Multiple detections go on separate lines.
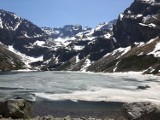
147,37 -> 159,44
139,23 -> 157,28
95,22 -> 107,31
44,58 -> 52,64
113,61 -> 120,72
143,67 -> 155,73
148,42 -> 160,57
104,33 -> 112,39
76,55 -> 80,63
120,14 -> 124,21
55,57 -> 59,64
15,69 -> 37,72
33,41 -> 45,46
138,52 -> 144,56
33,34 -> 44,38
86,29 -> 94,36
103,46 -> 131,59
54,37 -> 76,47
0,18 -> 3,28
142,15 -> 151,23
42,28 -> 60,35
136,14 -> 143,18
127,10 -> 131,14
76,32 -> 84,38
120,46 -> 131,56
103,52 -> 111,58
13,22 -> 21,31
134,42 -> 145,47
137,0 -> 155,3
8,45 -> 43,68
23,32 -> 30,38
80,59 -> 92,72
111,46 -> 131,58
73,45 -> 85,51
148,23 -> 157,28
13,14 -> 20,20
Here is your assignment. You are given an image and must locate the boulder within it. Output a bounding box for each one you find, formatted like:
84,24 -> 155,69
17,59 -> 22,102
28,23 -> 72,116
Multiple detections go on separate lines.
0,99 -> 32,119
122,102 -> 160,120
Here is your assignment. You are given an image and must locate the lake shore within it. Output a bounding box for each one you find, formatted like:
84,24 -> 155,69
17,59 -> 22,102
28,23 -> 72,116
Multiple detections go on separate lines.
1,98 -> 160,120
31,98 -> 125,120
1,71 -> 160,119
0,98 -> 125,120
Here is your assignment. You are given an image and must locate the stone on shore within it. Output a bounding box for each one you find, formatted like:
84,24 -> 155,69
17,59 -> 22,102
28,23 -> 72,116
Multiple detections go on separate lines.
122,102 -> 160,120
0,99 -> 32,119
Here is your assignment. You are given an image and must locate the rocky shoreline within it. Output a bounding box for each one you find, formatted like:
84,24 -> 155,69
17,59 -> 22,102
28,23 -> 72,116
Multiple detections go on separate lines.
0,99 -> 160,120
0,116 -> 123,120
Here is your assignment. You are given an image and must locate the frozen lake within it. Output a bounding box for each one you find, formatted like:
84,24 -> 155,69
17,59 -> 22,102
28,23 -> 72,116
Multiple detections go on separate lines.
0,71 -> 160,104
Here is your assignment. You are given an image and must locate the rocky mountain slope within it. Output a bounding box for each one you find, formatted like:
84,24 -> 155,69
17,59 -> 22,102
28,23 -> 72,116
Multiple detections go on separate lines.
1,0 -> 160,74
0,9 -> 48,57
42,0 -> 160,74
87,0 -> 160,74
40,20 -> 117,71
0,43 -> 24,71
55,0 -> 160,74
0,9 -> 49,70
0,9 -> 117,71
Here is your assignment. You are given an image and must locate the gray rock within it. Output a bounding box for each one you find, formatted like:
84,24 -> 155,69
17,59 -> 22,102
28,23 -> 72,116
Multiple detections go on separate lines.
122,102 -> 160,120
64,116 -> 72,120
0,99 -> 32,119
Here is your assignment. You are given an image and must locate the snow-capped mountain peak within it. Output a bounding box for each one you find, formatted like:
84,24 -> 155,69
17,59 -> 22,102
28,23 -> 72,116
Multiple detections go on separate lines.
135,0 -> 155,4
95,19 -> 117,31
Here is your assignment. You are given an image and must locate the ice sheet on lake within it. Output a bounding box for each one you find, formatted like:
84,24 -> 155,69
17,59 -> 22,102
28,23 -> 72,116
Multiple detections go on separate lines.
1,71 -> 160,104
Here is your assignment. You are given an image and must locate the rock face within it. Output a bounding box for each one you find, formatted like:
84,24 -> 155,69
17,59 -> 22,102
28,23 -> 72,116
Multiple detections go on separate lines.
0,99 -> 32,119
0,43 -> 24,71
87,0 -> 160,74
0,9 -> 47,57
114,0 -> 160,47
122,102 -> 160,120
0,9 -> 49,70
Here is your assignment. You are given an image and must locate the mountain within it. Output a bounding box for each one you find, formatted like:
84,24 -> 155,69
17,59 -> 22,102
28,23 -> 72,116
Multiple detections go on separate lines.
42,0 -> 160,74
1,0 -> 160,75
0,9 -> 48,57
114,0 -> 160,46
0,9 -> 117,71
87,0 -> 160,74
0,9 -> 50,70
40,20 -> 117,71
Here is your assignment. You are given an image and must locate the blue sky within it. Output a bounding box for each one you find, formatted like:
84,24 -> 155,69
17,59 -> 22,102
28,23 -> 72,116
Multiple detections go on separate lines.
0,0 -> 133,28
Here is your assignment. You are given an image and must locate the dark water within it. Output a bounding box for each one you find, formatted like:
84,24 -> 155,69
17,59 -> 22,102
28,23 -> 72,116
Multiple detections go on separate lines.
33,98 -> 124,119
